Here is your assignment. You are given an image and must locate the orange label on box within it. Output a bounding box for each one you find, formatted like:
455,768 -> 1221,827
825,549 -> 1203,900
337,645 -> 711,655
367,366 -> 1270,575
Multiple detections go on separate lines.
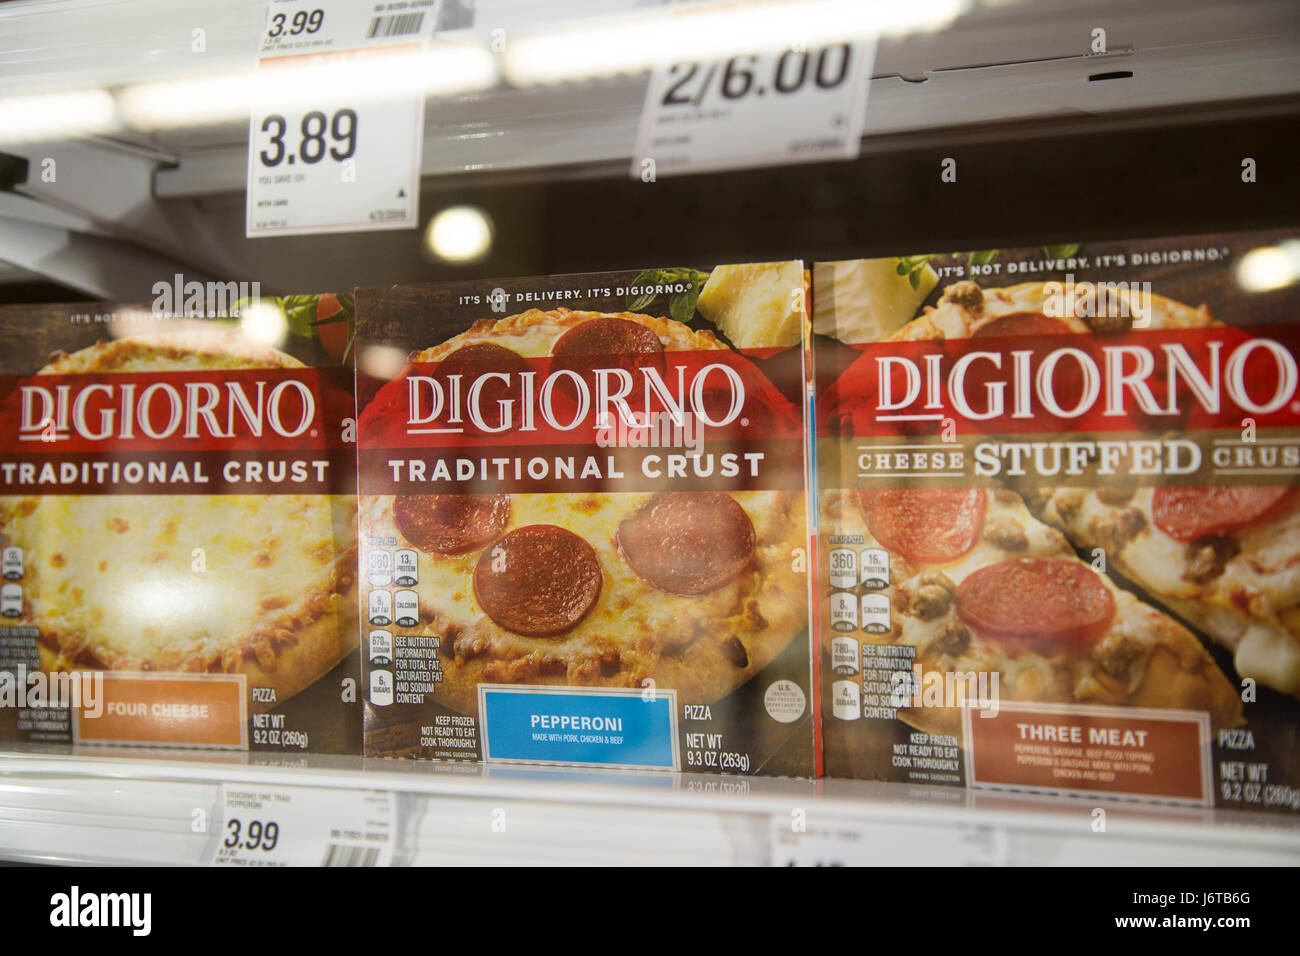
74,673 -> 247,748
963,702 -> 1210,804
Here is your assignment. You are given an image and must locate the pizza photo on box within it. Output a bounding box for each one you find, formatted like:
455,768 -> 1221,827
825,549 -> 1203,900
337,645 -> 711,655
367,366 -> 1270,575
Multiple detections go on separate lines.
0,297 -> 359,753
813,231 -> 1300,809
355,265 -> 816,776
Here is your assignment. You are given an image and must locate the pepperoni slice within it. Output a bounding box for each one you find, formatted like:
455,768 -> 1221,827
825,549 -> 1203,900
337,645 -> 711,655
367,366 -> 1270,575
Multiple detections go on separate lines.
857,488 -> 986,565
473,525 -> 602,637
970,311 -> 1072,338
394,493 -> 510,555
1152,486 -> 1293,542
551,317 -> 665,363
435,343 -> 530,432
617,492 -> 756,596
956,558 -> 1116,652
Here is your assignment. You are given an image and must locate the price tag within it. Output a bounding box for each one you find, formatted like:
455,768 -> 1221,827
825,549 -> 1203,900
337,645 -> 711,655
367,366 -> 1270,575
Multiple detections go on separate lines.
246,0 -> 442,237
771,815 -> 1012,866
212,784 -> 396,867
770,816 -> 871,866
632,33 -> 873,177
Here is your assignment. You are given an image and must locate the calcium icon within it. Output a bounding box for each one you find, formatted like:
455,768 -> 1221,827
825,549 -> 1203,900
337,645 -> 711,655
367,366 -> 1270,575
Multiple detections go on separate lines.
394,590 -> 419,628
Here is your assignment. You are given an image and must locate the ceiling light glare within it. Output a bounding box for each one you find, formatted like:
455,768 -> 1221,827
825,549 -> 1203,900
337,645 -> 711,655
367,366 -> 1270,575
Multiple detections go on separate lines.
238,300 -> 289,348
504,0 -> 966,86
119,42 -> 498,131
1236,242 -> 1300,293
0,89 -> 118,144
426,205 -> 494,263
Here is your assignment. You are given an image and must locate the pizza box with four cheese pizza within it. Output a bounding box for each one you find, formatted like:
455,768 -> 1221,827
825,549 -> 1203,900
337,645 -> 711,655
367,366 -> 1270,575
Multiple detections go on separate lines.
812,229 -> 1300,810
0,292 -> 360,753
355,263 -> 817,775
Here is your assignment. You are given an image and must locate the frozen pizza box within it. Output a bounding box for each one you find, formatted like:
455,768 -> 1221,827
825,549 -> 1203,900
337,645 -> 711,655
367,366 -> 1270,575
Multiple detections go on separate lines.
354,263 -> 817,776
0,291 -> 360,753
812,229 -> 1300,811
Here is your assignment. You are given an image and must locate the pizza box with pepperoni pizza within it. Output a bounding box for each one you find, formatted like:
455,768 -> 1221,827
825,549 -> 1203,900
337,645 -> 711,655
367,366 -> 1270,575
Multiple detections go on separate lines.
0,293 -> 361,754
812,229 -> 1300,810
354,263 -> 818,776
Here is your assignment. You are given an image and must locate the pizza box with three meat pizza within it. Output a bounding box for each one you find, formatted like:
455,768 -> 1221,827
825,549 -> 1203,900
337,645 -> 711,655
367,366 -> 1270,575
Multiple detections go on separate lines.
0,292 -> 360,753
354,263 -> 817,776
812,229 -> 1300,811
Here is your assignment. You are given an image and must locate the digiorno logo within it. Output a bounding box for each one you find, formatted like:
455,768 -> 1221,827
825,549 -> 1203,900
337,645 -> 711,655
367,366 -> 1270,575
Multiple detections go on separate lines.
405,360 -> 747,435
18,378 -> 317,443
876,332 -> 1298,421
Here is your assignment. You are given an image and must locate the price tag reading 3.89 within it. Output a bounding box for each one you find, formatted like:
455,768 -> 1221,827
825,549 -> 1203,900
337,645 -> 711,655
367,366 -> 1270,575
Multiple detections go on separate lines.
256,110 -> 357,168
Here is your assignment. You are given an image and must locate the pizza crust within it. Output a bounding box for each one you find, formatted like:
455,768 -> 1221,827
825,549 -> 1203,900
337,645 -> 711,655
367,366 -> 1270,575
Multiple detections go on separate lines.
887,279 -> 1215,342
409,308 -> 726,364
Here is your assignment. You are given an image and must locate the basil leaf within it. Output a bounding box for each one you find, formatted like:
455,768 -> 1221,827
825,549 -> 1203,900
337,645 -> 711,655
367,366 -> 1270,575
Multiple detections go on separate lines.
1043,243 -> 1081,259
968,249 -> 1000,266
281,296 -> 318,338
670,282 -> 701,324
626,268 -> 662,311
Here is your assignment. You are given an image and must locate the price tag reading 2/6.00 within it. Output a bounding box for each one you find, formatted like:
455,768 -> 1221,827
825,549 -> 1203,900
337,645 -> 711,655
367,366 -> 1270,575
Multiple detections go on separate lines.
245,0 -> 442,237
212,784 -> 396,867
632,39 -> 874,178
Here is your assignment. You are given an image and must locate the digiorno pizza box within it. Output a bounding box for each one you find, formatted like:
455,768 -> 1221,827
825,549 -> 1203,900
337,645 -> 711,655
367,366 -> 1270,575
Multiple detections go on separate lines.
812,228 -> 1300,811
355,263 -> 817,775
0,292 -> 360,753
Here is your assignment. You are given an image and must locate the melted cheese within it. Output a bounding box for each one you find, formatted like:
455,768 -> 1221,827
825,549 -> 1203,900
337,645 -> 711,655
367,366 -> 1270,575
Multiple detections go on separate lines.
6,493 -> 345,669
364,489 -> 802,676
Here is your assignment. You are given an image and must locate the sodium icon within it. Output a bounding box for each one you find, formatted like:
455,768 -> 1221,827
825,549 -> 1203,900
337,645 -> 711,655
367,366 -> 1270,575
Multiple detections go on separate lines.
831,636 -> 860,675
0,583 -> 19,618
368,629 -> 393,666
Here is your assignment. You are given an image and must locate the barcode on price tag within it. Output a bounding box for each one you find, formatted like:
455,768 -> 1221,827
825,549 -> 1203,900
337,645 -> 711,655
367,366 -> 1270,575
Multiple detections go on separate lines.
632,34 -> 873,177
212,783 -> 396,867
366,12 -> 426,38
246,0 -> 442,237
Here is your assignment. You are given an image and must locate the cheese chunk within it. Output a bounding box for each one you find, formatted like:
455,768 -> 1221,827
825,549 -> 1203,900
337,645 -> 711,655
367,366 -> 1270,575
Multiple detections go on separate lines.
813,258 -> 938,344
696,261 -> 803,349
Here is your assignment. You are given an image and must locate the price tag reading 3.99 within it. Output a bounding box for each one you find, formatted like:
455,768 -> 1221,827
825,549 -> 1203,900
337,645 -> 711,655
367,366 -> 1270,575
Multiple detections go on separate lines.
212,784 -> 395,867
633,39 -> 874,177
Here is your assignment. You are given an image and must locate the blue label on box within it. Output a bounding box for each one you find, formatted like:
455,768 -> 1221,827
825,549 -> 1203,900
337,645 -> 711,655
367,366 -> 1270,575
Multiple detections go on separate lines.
478,685 -> 679,770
